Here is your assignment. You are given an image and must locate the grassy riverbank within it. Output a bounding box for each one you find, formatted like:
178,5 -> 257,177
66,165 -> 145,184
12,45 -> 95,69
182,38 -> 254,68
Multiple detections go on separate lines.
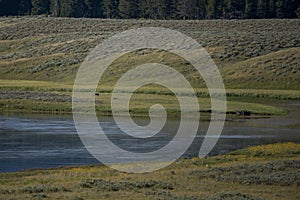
0,143 -> 299,200
0,79 -> 292,117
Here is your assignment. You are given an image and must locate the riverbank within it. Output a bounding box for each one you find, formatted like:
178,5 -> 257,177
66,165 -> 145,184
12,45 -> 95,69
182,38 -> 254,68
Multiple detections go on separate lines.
0,143 -> 299,200
0,79 -> 294,118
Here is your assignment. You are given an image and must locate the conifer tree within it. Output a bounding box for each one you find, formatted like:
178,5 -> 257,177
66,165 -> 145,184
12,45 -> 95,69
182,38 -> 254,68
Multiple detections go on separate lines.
268,0 -> 276,18
50,0 -> 60,17
177,0 -> 199,19
245,0 -> 257,18
226,0 -> 245,18
60,0 -> 85,17
286,0 -> 299,18
257,0 -> 268,18
118,0 -> 139,18
139,0 -> 168,19
164,0 -> 177,19
276,0 -> 286,18
103,0 -> 118,18
1,0 -> 300,19
18,0 -> 32,15
31,0 -> 50,15
198,0 -> 206,19
206,0 -> 217,19
297,6 -> 300,18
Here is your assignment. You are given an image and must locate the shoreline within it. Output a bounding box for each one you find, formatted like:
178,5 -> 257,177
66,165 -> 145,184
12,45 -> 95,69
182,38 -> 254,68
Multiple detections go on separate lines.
2,142 -> 299,174
0,90 -> 290,118
1,143 -> 299,200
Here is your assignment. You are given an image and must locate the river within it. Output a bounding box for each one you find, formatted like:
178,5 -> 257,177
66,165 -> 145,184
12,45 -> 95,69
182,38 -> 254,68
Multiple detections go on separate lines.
0,101 -> 299,172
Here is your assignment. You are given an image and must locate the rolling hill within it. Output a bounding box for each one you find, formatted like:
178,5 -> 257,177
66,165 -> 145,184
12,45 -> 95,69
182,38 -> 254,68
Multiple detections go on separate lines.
0,17 -> 299,90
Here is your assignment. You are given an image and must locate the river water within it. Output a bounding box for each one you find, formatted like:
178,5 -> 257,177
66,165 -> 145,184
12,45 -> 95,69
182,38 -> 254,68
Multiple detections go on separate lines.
0,101 -> 299,172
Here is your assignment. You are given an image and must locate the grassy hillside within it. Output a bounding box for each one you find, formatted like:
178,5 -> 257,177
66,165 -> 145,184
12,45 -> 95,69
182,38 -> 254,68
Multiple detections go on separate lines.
0,143 -> 299,200
0,17 -> 299,115
222,48 -> 300,89
0,17 -> 299,88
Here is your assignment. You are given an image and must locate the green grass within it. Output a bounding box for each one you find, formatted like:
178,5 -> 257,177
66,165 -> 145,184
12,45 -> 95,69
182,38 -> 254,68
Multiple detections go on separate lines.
0,143 -> 299,200
0,79 -> 73,92
1,80 -> 299,101
222,48 -> 300,90
0,78 -> 290,117
0,90 -> 287,117
229,142 -> 300,157
0,99 -> 72,113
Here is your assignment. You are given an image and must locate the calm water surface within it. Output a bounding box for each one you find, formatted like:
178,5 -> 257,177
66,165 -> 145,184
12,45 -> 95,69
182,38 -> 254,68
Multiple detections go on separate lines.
0,101 -> 299,172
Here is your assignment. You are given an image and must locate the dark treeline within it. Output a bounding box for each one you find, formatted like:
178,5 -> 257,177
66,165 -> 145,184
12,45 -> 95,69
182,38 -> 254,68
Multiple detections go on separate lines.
1,0 -> 300,19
